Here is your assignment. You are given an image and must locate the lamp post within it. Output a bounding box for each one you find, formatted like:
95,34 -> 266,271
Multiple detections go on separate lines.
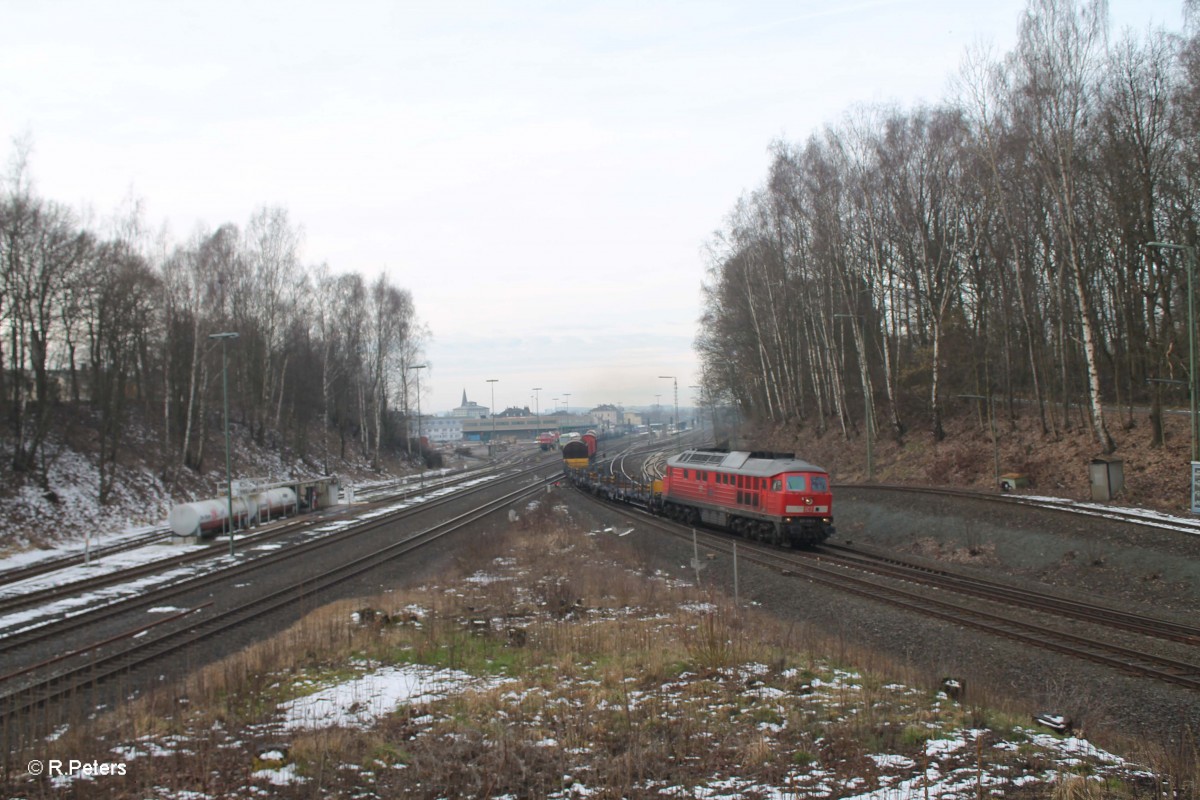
208,331 -> 239,556
1148,242 -> 1198,465
659,375 -> 678,438
958,393 -> 999,490
532,387 -> 542,440
407,364 -> 426,488
486,378 -> 499,456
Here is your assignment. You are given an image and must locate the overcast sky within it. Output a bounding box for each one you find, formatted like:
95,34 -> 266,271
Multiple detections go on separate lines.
0,0 -> 1184,415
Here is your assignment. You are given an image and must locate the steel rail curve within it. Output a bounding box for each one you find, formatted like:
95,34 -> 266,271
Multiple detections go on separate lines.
570,489 -> 1200,692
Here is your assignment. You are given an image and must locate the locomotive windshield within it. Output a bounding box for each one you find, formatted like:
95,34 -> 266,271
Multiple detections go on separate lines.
785,474 -> 828,492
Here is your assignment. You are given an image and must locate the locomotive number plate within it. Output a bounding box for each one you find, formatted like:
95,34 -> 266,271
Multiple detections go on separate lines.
786,505 -> 828,513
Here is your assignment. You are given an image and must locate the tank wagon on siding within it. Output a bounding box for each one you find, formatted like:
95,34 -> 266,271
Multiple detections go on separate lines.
168,476 -> 339,539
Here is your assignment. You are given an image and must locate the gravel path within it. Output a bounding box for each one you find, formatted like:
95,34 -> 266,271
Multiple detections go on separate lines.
559,484 -> 1200,762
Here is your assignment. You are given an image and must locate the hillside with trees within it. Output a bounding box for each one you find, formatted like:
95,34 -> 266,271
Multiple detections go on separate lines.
0,143 -> 428,545
699,0 -> 1199,470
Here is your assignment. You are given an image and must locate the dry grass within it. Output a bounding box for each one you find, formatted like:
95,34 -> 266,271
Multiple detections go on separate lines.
3,505 -> 1181,798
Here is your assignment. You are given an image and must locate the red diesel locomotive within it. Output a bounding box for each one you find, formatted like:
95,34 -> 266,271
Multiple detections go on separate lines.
659,449 -> 834,546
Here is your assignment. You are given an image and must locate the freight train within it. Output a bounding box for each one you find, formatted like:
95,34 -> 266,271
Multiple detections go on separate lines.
561,430 -> 599,469
567,448 -> 834,547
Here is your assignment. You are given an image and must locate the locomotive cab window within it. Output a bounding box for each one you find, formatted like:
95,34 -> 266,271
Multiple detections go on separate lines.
811,476 -> 828,492
772,479 -> 782,492
786,475 -> 807,492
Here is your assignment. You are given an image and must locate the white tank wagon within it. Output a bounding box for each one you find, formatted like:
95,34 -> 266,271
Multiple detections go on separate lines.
248,487 -> 298,525
169,476 -> 338,538
168,496 -> 253,538
169,488 -> 296,538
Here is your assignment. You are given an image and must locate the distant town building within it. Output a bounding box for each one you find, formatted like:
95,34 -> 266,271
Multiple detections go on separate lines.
421,416 -> 463,443
496,406 -> 531,419
589,403 -> 621,432
451,389 -> 488,419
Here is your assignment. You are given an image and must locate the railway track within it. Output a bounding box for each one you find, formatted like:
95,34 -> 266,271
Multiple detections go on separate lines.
0,462 -> 548,653
0,529 -> 172,589
839,482 -> 1200,537
817,542 -> 1200,644
0,450 -> 543,599
0,463 -> 561,743
571,489 -> 1200,691
598,434 -> 694,484
0,462 -> 523,620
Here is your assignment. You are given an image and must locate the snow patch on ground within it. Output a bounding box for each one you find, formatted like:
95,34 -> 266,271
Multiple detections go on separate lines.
278,664 -> 504,730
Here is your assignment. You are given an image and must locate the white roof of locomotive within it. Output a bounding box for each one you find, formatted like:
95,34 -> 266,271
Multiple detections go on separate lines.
667,449 -> 827,477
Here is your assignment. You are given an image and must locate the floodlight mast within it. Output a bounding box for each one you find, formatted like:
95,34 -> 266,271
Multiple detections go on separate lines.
659,376 -> 678,439
407,364 -> 426,488
487,378 -> 499,457
208,331 -> 239,556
